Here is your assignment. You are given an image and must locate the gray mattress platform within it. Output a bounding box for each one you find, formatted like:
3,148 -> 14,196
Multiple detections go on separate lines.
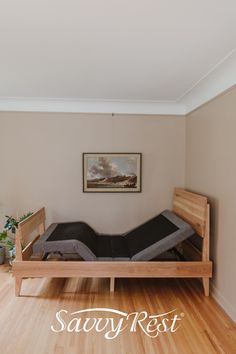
33,210 -> 195,261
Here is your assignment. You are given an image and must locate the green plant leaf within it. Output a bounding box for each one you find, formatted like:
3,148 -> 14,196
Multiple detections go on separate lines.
1,211 -> 32,248
19,212 -> 33,222
0,230 -> 8,240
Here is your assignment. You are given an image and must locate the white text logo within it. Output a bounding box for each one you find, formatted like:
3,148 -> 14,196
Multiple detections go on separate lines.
51,308 -> 184,339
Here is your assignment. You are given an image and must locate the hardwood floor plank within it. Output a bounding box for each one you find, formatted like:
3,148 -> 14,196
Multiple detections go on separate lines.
0,266 -> 235,354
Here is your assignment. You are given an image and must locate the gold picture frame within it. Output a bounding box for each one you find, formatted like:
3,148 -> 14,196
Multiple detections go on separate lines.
83,153 -> 142,193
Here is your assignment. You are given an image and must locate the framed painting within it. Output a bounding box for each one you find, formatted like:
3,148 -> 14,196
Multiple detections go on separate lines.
83,153 -> 142,193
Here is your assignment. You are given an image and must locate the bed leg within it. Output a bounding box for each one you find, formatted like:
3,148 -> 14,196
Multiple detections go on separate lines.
15,277 -> 22,297
110,277 -> 115,292
202,278 -> 209,296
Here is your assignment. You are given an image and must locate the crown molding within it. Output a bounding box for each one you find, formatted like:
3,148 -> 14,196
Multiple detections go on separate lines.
179,48 -> 236,114
0,49 -> 235,116
0,98 -> 186,116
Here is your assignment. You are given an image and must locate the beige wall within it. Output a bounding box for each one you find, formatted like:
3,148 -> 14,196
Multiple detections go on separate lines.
186,87 -> 236,321
0,112 -> 185,234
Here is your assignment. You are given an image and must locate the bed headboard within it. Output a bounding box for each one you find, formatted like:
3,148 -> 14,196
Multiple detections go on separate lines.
15,207 -> 45,261
173,188 -> 209,238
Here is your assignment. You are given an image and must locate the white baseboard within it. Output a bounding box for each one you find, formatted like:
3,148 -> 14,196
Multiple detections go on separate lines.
211,283 -> 236,323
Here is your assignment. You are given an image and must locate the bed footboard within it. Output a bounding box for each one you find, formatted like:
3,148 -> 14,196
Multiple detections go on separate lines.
13,260 -> 212,296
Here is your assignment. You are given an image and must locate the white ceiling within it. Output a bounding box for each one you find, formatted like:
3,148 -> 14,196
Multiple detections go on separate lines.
0,0 -> 236,114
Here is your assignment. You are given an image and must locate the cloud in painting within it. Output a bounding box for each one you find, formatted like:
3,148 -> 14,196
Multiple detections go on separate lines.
88,157 -> 119,179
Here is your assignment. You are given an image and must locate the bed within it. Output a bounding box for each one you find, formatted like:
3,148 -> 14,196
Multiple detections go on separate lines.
12,188 -> 213,296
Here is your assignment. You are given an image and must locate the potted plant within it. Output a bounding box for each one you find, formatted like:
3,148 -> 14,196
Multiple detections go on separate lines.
0,212 -> 32,265
0,231 -> 7,264
0,230 -> 15,265
4,212 -> 33,234
0,246 -> 4,265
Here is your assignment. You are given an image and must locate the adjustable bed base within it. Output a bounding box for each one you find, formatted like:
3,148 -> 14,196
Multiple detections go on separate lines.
33,210 -> 194,261
12,188 -> 213,296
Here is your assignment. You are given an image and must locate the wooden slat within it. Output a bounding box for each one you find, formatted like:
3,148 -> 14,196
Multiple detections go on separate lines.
173,205 -> 205,236
22,235 -> 41,261
174,198 -> 206,219
18,208 -> 45,240
15,229 -> 23,261
173,188 -> 208,237
110,277 -> 115,292
202,204 -> 210,261
12,260 -> 212,278
182,240 -> 202,261
174,188 -> 207,205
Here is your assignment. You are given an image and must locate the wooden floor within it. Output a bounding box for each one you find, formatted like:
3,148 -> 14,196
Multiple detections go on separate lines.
0,265 -> 235,354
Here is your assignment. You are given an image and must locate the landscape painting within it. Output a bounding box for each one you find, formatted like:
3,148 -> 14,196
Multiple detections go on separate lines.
83,153 -> 142,192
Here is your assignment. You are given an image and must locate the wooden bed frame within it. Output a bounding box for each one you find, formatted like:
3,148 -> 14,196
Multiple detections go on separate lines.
12,188 -> 212,296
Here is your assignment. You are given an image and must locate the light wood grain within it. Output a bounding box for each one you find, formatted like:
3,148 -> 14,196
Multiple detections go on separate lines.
15,229 -> 23,261
18,207 -> 45,240
110,277 -> 115,292
22,235 -> 41,261
0,265 -> 235,354
13,260 -> 212,279
202,203 -> 210,296
182,240 -> 202,261
173,188 -> 208,237
15,276 -> 22,297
